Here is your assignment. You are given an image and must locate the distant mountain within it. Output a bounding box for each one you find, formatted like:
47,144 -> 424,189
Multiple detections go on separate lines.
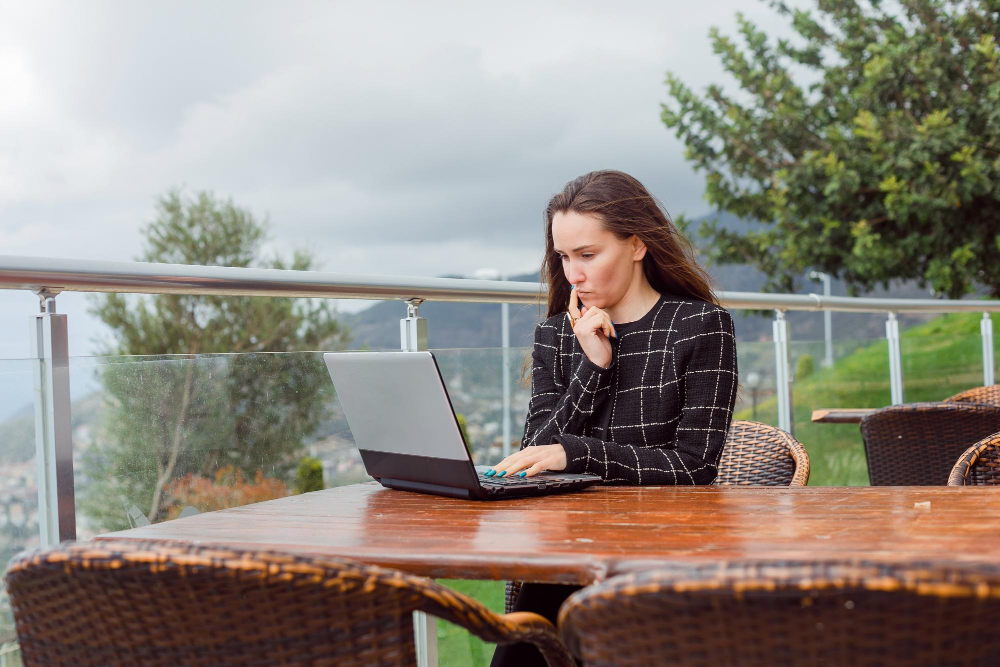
341,212 -> 977,350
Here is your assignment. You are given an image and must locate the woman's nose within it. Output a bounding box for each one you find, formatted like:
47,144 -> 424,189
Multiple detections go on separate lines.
566,263 -> 585,285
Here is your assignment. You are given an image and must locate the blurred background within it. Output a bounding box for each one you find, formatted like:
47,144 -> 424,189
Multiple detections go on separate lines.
3,1 -> 998,664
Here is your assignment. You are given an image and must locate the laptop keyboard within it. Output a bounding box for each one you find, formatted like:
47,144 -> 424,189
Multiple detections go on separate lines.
482,475 -> 536,486
480,473 -> 575,488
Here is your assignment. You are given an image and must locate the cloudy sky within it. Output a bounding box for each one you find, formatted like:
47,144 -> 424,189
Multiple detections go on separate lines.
0,0 -> 809,359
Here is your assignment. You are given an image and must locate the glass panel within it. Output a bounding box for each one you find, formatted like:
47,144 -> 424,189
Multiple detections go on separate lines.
900,333 -> 986,401
731,339 -> 777,426
0,359 -> 35,662
787,338 -> 887,486
69,352 -> 369,539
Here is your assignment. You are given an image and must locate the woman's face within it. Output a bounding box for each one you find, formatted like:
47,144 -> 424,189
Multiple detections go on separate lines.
551,210 -> 646,309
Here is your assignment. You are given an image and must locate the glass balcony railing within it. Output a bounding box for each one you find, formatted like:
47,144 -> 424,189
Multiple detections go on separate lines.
1,331 -> 996,665
0,359 -> 36,662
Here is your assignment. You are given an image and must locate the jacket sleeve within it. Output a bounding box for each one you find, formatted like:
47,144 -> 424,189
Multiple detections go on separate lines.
520,317 -> 615,449
554,307 -> 738,485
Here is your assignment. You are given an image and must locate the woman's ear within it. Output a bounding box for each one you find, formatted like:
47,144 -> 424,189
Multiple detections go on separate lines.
631,235 -> 648,261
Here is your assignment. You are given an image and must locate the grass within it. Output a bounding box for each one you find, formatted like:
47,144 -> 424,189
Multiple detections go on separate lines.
436,579 -> 505,665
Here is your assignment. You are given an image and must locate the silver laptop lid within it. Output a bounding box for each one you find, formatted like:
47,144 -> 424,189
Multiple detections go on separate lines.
323,351 -> 470,462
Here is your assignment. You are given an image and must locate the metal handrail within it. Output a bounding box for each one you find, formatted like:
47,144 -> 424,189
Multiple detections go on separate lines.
3,255 -> 1000,313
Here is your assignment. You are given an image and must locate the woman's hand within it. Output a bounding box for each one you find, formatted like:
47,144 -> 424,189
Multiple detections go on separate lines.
567,287 -> 616,369
486,444 -> 567,478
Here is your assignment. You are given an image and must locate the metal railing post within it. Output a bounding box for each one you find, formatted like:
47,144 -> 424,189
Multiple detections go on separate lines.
772,310 -> 793,434
399,298 -> 437,667
982,313 -> 995,386
400,299 -> 428,352
29,290 -> 76,545
886,312 -> 905,404
501,299 -> 511,459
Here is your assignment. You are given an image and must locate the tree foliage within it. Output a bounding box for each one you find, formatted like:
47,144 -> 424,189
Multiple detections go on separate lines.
663,0 -> 1000,298
81,190 -> 350,530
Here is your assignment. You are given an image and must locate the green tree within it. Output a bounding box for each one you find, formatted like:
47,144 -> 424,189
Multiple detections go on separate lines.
81,190 -> 350,529
662,0 -> 1000,298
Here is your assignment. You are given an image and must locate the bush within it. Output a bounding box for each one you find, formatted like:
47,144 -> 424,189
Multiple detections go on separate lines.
295,456 -> 325,494
795,354 -> 816,381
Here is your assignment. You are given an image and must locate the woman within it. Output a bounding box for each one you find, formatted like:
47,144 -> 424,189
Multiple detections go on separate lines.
489,170 -> 739,667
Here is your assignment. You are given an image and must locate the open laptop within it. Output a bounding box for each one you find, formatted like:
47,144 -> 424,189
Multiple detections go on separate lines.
323,351 -> 601,500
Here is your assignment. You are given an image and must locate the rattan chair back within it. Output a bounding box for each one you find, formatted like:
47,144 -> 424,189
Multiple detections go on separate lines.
948,431 -> 1000,486
558,560 -> 1000,667
859,402 -> 1000,485
4,540 -> 575,667
714,420 -> 810,486
944,385 -> 1000,407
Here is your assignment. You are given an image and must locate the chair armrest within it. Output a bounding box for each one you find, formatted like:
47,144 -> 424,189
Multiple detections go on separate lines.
414,581 -> 576,667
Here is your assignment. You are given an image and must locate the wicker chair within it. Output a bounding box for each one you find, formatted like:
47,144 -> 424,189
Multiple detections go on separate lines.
4,540 -> 576,667
505,421 -> 810,614
948,431 -> 1000,486
944,385 -> 1000,407
859,402 -> 1000,486
558,560 -> 1000,666
714,420 -> 810,486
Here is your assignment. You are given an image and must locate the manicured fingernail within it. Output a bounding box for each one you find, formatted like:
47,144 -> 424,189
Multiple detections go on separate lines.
518,471 -> 527,478
497,470 -> 507,477
485,469 -> 495,476
571,284 -> 575,290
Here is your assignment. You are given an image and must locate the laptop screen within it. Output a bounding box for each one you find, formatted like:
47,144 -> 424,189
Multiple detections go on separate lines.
323,351 -> 471,462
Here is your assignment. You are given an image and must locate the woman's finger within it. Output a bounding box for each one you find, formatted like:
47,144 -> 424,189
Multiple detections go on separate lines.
491,452 -> 523,472
497,452 -> 543,476
577,305 -> 616,339
490,449 -> 539,476
568,287 -> 582,321
521,460 -> 549,478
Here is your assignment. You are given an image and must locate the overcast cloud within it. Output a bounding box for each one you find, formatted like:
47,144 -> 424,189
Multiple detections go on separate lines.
0,0 -> 808,359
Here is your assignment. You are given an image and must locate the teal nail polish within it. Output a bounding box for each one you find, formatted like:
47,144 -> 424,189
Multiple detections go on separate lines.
571,284 -> 575,290
485,469 -> 495,476
518,471 -> 527,478
497,470 -> 507,477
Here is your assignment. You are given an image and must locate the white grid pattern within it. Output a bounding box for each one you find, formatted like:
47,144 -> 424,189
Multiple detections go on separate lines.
520,294 -> 738,485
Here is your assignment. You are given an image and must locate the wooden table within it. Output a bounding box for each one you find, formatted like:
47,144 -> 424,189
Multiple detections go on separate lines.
99,482 -> 1000,585
811,408 -> 878,424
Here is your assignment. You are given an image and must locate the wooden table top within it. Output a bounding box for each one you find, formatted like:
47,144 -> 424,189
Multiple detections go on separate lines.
98,482 -> 1000,586
811,408 -> 878,423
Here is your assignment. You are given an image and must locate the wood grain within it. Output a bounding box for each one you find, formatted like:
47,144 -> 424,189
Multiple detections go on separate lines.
97,482 -> 1000,585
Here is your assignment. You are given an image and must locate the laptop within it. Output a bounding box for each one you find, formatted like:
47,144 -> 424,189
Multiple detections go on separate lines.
323,351 -> 601,500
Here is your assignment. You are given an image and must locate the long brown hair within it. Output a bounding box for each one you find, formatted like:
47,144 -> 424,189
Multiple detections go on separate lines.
519,170 -> 719,388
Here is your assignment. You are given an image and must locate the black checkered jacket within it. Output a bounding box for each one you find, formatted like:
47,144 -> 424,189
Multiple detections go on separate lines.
521,292 -> 738,485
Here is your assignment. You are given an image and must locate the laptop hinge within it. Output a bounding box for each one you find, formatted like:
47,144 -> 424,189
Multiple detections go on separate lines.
381,478 -> 474,499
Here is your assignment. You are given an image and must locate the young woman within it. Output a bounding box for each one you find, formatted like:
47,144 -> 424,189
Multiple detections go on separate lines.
489,170 -> 739,667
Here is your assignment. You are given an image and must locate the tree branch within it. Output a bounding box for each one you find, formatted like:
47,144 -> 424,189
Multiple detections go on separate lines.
147,355 -> 195,521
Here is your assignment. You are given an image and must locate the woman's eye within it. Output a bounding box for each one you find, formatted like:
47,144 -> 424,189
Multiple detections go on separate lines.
582,254 -> 594,259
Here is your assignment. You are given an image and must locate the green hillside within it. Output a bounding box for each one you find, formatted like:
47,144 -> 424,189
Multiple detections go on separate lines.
743,311 -> 999,486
